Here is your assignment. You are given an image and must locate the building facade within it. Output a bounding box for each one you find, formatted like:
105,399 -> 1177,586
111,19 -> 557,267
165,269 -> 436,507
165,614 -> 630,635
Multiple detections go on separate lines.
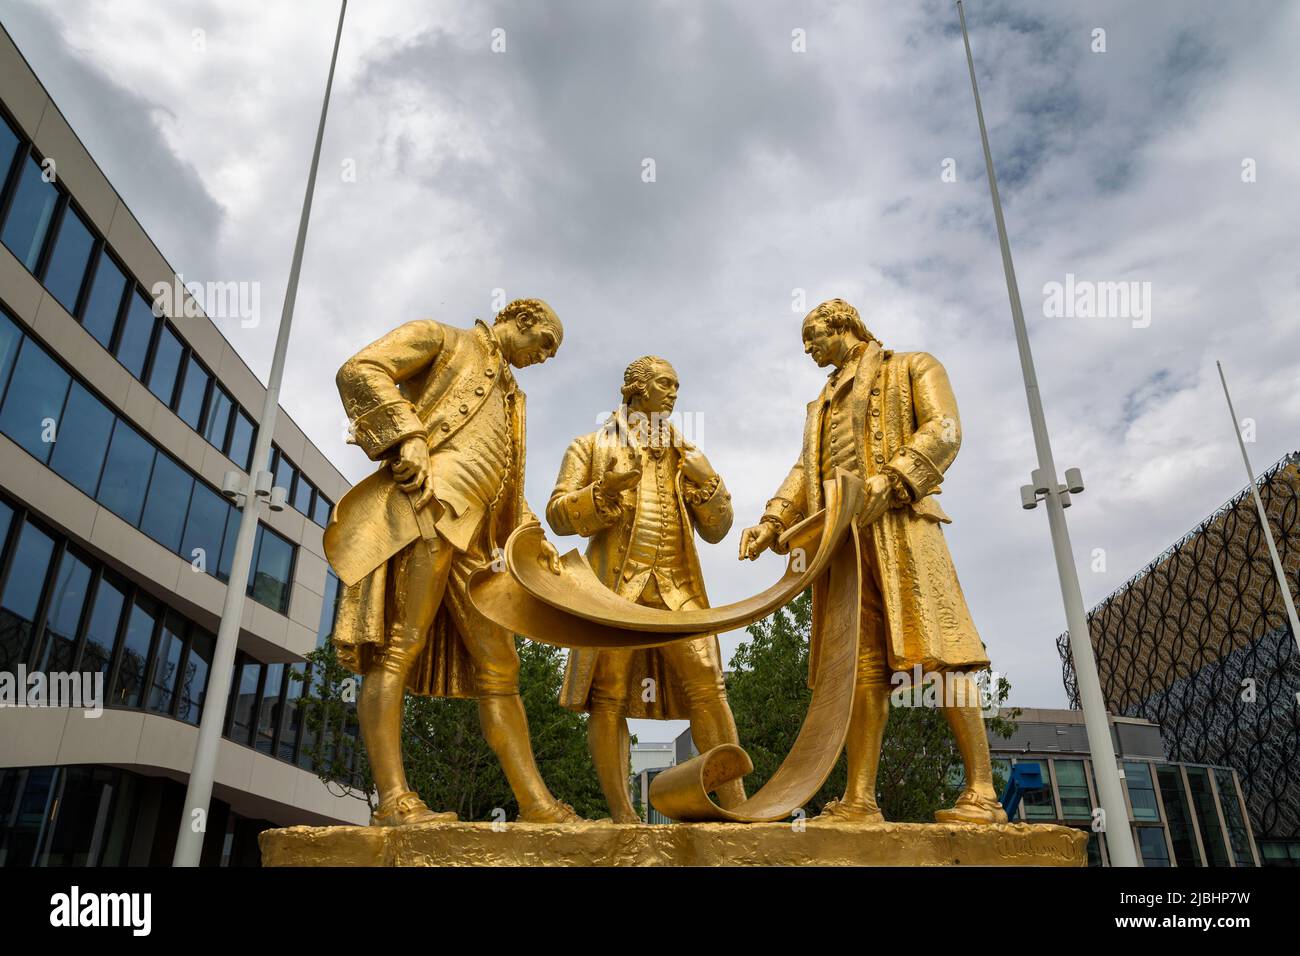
0,23 -> 366,866
990,708 -> 1258,867
1058,451 -> 1300,867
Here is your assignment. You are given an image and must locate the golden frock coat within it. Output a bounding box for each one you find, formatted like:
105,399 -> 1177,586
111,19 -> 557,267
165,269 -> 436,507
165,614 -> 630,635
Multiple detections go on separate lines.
324,319 -> 538,698
763,341 -> 989,687
547,411 -> 733,718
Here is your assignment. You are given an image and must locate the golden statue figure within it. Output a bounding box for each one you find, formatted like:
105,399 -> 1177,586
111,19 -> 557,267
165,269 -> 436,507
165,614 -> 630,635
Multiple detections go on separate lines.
547,357 -> 746,822
323,298 -> 579,826
738,298 -> 1008,825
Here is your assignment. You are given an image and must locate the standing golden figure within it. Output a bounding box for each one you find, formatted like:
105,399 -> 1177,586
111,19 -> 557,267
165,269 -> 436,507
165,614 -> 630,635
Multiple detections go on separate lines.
547,357 -> 746,822
738,299 -> 1008,825
323,299 -> 578,826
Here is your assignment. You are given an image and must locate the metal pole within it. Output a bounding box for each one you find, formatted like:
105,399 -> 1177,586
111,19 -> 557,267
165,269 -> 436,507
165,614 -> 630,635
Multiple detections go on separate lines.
955,0 -> 1138,866
1216,362 -> 1300,656
173,0 -> 348,867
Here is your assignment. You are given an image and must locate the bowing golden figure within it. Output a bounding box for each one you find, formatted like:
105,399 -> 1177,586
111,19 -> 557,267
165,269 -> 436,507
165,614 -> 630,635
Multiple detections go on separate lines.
738,299 -> 1008,825
547,357 -> 745,823
324,298 -> 578,826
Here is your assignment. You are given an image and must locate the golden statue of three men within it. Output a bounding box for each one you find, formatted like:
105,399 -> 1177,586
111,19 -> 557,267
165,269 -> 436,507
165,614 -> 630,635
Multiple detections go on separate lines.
323,296 -> 1007,829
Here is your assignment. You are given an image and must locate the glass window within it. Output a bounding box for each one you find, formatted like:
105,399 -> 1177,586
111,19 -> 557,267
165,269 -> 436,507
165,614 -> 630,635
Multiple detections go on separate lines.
256,663 -> 285,755
0,310 -> 21,394
216,505 -> 242,582
48,382 -> 113,497
1186,767 -> 1229,866
251,525 -> 293,613
1,153 -> 58,270
0,520 -> 56,670
110,597 -> 157,708
230,657 -> 262,745
147,611 -> 186,716
146,323 -> 183,406
97,419 -> 155,526
317,569 -> 340,646
1021,760 -> 1057,820
227,408 -> 254,470
181,482 -> 230,577
1124,761 -> 1160,822
0,115 -> 19,182
114,291 -> 156,379
1157,765 -> 1203,867
1136,827 -> 1171,867
0,336 -> 70,464
36,550 -> 92,673
311,492 -> 332,527
203,386 -> 232,448
42,207 -> 95,314
139,453 -> 193,552
175,353 -> 208,429
177,630 -> 213,725
293,474 -> 314,514
274,449 -> 296,498
76,575 -> 126,677
279,663 -> 307,761
1214,768 -> 1254,866
80,250 -> 126,349
1055,760 -> 1092,819
0,500 -> 12,560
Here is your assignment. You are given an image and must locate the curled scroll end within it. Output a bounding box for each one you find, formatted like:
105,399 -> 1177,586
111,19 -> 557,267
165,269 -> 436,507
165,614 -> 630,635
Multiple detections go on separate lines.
648,744 -> 755,823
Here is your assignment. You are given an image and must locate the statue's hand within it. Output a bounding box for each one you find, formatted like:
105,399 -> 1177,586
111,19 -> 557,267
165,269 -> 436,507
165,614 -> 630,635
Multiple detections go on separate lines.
538,538 -> 563,575
857,474 -> 893,528
392,436 -> 435,510
739,521 -> 778,560
599,465 -> 642,500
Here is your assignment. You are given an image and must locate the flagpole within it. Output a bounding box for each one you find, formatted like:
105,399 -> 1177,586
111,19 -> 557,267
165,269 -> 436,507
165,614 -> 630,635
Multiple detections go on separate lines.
955,0 -> 1138,866
1216,362 -> 1300,658
173,0 -> 348,867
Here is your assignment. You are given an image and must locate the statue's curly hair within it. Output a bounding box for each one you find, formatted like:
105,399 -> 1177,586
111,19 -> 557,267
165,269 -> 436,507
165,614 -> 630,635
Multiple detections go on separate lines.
620,355 -> 675,404
802,298 -> 876,344
494,297 -> 563,343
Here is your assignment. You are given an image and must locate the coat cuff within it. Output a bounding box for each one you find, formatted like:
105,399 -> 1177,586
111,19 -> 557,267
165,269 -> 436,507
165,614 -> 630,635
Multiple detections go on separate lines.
555,483 -> 620,537
350,400 -> 425,459
762,496 -> 803,531
886,446 -> 944,500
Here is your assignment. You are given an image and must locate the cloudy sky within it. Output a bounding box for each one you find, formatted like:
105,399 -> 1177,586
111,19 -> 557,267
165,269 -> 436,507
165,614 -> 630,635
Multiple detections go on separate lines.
3,0 -> 1296,742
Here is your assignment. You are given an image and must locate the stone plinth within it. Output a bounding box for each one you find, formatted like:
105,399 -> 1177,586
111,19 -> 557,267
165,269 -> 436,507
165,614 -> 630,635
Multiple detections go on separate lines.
259,819 -> 1087,867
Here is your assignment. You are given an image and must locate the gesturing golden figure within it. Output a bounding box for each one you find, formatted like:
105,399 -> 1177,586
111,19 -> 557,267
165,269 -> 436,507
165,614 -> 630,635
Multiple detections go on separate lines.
738,299 -> 1007,825
324,299 -> 578,826
547,357 -> 745,823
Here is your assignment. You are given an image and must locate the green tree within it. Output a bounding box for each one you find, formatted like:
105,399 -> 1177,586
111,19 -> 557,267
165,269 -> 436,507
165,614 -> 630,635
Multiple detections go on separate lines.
298,638 -> 606,821
727,589 -> 1019,821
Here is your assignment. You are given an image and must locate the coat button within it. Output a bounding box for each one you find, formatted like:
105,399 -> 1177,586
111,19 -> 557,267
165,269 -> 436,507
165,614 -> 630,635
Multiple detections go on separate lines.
874,431 -> 883,439
475,386 -> 485,396
875,454 -> 884,463
441,422 -> 451,432
485,368 -> 495,378
871,388 -> 880,396
460,404 -> 469,414
871,408 -> 880,416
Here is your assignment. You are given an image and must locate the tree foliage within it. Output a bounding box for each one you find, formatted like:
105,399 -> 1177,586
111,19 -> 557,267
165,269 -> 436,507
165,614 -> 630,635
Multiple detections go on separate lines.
727,589 -> 1020,822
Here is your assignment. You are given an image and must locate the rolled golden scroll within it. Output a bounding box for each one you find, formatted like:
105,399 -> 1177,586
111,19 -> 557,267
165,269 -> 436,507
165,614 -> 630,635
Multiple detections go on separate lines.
466,472 -> 864,822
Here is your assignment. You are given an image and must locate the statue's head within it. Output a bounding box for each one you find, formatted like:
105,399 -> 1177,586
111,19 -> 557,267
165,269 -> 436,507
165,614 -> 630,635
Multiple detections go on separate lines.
801,298 -> 874,368
494,298 -> 563,369
621,355 -> 678,416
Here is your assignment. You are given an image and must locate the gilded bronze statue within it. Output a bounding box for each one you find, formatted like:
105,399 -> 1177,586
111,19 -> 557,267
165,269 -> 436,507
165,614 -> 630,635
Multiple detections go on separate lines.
546,357 -> 745,822
738,298 -> 1008,825
323,298 -> 578,826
